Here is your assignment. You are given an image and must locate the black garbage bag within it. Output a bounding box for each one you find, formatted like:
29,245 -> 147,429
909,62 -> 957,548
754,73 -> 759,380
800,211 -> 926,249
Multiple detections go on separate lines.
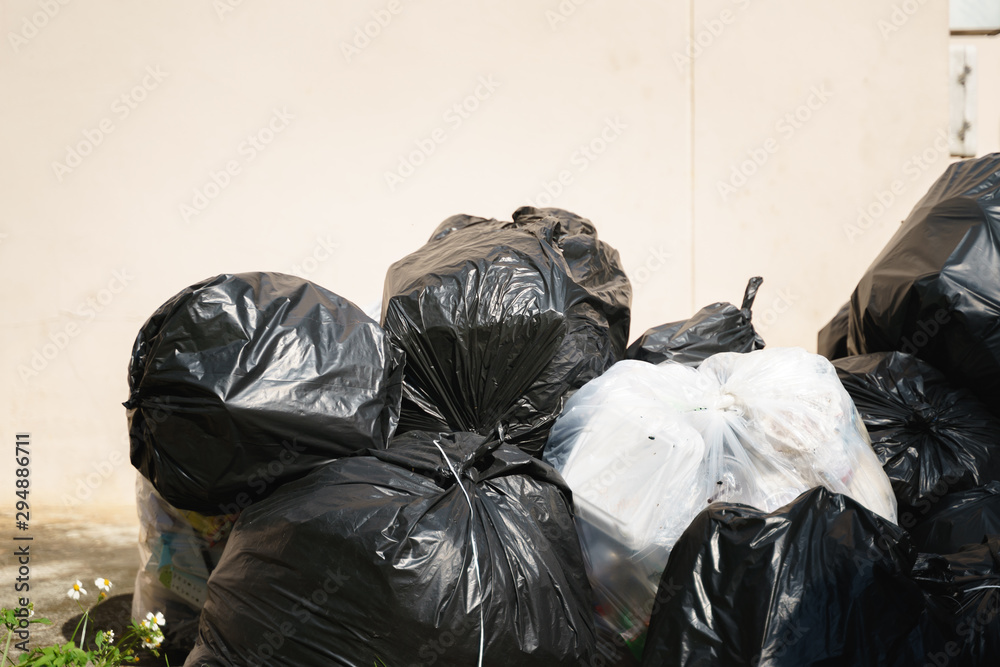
125,272 -> 404,514
817,301 -> 849,360
625,276 -> 764,366
641,486 -> 1000,667
640,487 -> 925,667
848,153 -> 1000,416
912,536 -> 1000,666
833,352 -> 1000,520
185,431 -> 597,667
382,206 -> 631,456
910,482 -> 1000,554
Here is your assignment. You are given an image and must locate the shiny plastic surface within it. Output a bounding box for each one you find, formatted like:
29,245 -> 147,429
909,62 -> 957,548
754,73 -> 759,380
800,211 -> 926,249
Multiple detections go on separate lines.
543,348 -> 897,651
848,153 -> 1000,416
910,481 -> 1000,553
641,488 -> 1000,666
626,276 -> 764,366
126,272 -> 404,513
912,536 -> 1000,667
834,351 -> 1000,520
381,207 -> 631,456
641,488 -> 921,666
185,431 -> 596,666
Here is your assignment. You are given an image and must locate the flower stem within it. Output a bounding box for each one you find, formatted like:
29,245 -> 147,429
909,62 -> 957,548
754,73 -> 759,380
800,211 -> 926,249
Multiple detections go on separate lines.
2,627 -> 14,666
70,600 -> 89,649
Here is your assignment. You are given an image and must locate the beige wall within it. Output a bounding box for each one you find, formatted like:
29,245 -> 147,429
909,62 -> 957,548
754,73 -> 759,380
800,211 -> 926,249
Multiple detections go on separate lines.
691,0 -> 951,348
1,0 -> 952,508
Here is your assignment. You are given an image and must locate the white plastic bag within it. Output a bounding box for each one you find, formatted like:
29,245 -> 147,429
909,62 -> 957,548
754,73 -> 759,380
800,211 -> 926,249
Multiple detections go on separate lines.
543,347 -> 896,652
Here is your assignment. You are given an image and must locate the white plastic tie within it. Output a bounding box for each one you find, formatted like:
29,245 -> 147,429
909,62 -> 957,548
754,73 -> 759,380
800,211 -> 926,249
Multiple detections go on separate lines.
432,441 -> 485,667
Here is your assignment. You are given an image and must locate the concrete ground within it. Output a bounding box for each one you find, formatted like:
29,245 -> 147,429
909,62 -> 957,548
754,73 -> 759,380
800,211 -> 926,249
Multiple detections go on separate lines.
1,507 -> 175,666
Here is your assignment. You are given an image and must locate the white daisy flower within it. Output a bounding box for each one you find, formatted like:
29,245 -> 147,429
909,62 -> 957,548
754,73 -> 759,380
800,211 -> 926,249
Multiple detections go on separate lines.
66,580 -> 87,600
146,611 -> 166,626
102,629 -> 115,643
94,577 -> 112,592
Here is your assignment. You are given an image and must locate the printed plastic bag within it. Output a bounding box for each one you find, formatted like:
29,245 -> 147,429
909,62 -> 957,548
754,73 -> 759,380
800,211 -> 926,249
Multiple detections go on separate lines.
848,153 -> 1000,416
133,475 -> 235,656
625,276 -> 764,366
185,431 -> 596,667
834,352 -> 1000,519
543,347 -> 896,655
125,272 -> 403,513
382,206 -> 631,456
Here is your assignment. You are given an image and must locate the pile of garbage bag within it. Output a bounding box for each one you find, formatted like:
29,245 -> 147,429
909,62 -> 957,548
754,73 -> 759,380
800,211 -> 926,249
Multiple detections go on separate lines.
117,176 -> 1000,665
543,346 -> 896,656
125,209 -> 628,666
